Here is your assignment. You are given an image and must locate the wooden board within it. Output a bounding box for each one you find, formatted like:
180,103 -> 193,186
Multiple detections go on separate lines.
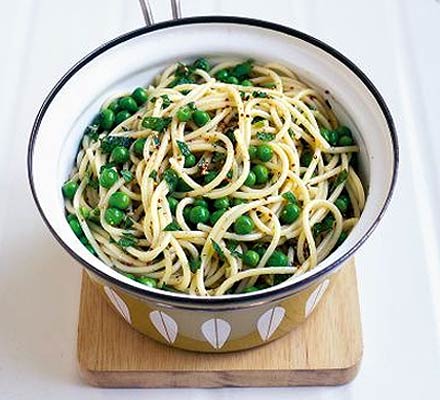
77,259 -> 362,387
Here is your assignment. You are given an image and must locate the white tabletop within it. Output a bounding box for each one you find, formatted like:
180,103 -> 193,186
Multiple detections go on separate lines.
1,0 -> 440,398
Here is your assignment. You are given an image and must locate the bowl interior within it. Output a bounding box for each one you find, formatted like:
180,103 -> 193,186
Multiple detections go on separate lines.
29,19 -> 396,301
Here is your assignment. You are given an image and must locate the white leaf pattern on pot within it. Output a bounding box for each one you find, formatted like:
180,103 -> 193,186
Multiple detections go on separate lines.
149,310 -> 178,344
201,318 -> 231,349
257,306 -> 286,342
104,286 -> 131,324
304,279 -> 330,318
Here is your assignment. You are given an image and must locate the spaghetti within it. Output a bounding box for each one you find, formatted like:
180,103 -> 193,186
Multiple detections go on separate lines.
62,58 -> 365,296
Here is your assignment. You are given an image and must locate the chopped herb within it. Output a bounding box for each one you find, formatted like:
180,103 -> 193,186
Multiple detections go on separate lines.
163,169 -> 179,191
256,132 -> 275,141
169,76 -> 194,88
84,124 -> 99,141
313,215 -> 335,237
187,101 -> 196,111
161,95 -> 171,109
211,240 -> 225,260
100,136 -> 134,154
189,257 -> 202,273
121,170 -> 133,183
87,177 -> 99,189
163,221 -> 181,231
149,170 -> 158,180
99,163 -> 116,173
177,140 -> 192,157
252,91 -> 268,98
118,234 -> 138,248
288,128 -> 295,138
122,217 -> 134,229
142,116 -> 172,132
226,240 -> 242,259
152,135 -> 160,146
282,192 -> 298,204
331,169 -> 349,191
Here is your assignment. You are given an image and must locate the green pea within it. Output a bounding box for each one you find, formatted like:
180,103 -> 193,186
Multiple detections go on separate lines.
100,109 -> 115,131
244,171 -> 256,187
335,195 -> 350,213
232,61 -> 252,78
280,203 -> 301,224
189,257 -> 202,273
225,76 -> 239,85
119,96 -> 138,113
108,100 -> 120,113
338,135 -> 353,146
176,178 -> 192,192
189,206 -> 210,224
109,192 -> 131,210
300,151 -> 313,167
243,286 -> 259,293
257,144 -> 273,162
111,146 -> 130,164
132,87 -> 148,106
213,197 -> 230,209
193,57 -> 211,71
133,138 -> 146,156
104,207 -> 124,226
204,171 -> 218,184
136,276 -> 157,288
68,216 -> 82,237
241,79 -> 253,87
99,168 -> 118,188
192,110 -> 211,127
183,206 -> 192,222
248,145 -> 258,160
215,69 -> 229,81
62,181 -> 78,200
267,250 -> 289,266
234,215 -> 254,235
321,128 -> 338,146
176,105 -> 193,122
122,272 -> 136,280
252,164 -> 269,184
336,125 -> 352,137
167,196 -> 178,215
243,250 -> 260,267
210,209 -> 226,225
232,198 -> 247,206
184,154 -> 197,167
193,198 -> 208,208
114,110 -> 131,126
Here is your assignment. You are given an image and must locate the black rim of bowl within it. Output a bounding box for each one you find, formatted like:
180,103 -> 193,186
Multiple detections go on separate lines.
27,16 -> 399,310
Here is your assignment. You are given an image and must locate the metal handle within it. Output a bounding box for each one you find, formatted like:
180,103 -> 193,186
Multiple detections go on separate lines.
138,0 -> 182,27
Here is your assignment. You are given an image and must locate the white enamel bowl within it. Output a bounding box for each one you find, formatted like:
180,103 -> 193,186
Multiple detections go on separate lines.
28,17 -> 398,352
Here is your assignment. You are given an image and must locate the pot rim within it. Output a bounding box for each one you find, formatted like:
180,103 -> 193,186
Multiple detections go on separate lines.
27,15 -> 399,310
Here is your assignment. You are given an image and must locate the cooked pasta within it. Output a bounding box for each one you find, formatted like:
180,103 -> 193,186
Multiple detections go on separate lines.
62,58 -> 365,296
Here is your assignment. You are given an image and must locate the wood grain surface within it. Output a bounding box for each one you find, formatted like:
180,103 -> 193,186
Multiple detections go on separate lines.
77,259 -> 362,387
